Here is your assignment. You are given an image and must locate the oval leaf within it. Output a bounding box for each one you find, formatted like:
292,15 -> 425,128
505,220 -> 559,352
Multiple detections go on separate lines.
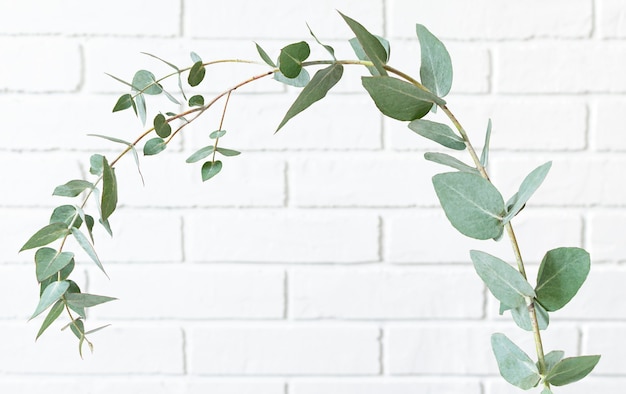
416,24 -> 453,98
545,355 -> 601,386
278,41 -> 310,79
470,250 -> 536,308
132,70 -> 162,95
361,76 -> 443,122
21,223 -> 70,252
535,247 -> 590,311
30,280 -> 70,320
50,205 -> 83,228
201,160 -> 223,182
35,247 -> 74,282
188,61 -> 206,87
188,94 -> 205,107
424,152 -> 479,174
408,119 -> 465,150
277,63 -> 343,131
215,147 -> 241,157
432,172 -> 505,240
491,333 -> 541,390
210,130 -> 227,139
504,162 -> 552,223
101,157 -> 117,222
153,113 -> 172,138
52,180 -> 94,197
186,145 -> 215,163
143,137 -> 167,156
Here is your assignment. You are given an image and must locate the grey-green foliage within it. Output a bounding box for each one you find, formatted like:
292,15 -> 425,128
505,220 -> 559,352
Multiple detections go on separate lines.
19,11 -> 600,390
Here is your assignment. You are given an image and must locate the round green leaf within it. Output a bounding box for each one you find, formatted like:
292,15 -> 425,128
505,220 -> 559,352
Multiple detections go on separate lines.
132,70 -> 162,95
545,355 -> 601,386
188,94 -> 205,107
143,137 -> 167,156
188,61 -> 206,87
209,130 -> 227,139
535,247 -> 590,311
201,160 -> 223,181
278,41 -> 310,79
416,24 -> 453,98
50,205 -> 83,228
153,113 -> 172,138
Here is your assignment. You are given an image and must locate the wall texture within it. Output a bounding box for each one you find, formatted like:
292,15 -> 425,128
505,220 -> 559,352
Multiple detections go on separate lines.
1,0 -> 625,393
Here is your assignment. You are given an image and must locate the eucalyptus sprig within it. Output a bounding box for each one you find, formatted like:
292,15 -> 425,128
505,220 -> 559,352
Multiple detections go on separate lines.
19,11 -> 599,390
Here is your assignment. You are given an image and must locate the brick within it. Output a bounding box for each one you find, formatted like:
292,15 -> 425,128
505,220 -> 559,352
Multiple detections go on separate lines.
387,0 -> 592,39
0,209 -> 54,263
0,266 -> 39,319
593,98 -> 626,151
185,0 -> 383,39
0,324 -> 183,374
384,209 -> 582,264
188,324 -> 379,375
486,377 -> 626,394
386,97 -> 587,151
386,323 -> 579,375
290,379 -> 482,394
586,324 -> 626,374
289,266 -> 483,319
0,0 -> 180,36
192,93 -> 383,151
185,210 -> 379,263
491,157 -> 626,206
598,0 -> 626,38
90,265 -> 284,319
589,211 -> 626,262
115,152 -> 285,207
495,42 -> 626,93
289,154 -> 436,207
0,38 -> 81,92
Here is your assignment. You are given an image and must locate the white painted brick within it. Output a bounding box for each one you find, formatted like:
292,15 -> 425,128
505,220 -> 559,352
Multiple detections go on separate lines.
185,0 -> 383,39
289,266 -> 483,319
0,38 -> 81,92
290,378 -> 481,394
185,210 -> 379,263
589,211 -> 626,262
290,153 -> 436,207
0,266 -> 39,319
491,156 -> 626,206
586,324 -> 626,374
387,97 -> 587,152
0,0 -> 180,36
384,209 -> 582,264
486,377 -> 626,394
90,265 -> 284,319
188,324 -> 379,375
593,98 -> 626,151
598,0 -> 626,38
115,152 -> 285,207
495,42 -> 626,93
189,93 -> 382,151
0,209 -> 53,263
0,324 -> 183,374
0,378 -> 285,394
387,0 -> 592,39
386,322 -> 579,375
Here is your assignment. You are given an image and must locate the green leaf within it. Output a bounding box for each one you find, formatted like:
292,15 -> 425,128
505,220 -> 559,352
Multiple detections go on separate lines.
64,293 -> 117,308
510,301 -> 549,331
340,12 -> 388,76
52,180 -> 94,197
30,280 -> 70,320
201,160 -> 222,181
277,63 -> 343,131
432,172 -> 505,240
545,355 -> 601,386
71,227 -> 107,277
35,247 -> 74,282
215,147 -> 241,157
470,250 -> 536,308
188,60 -> 206,87
210,130 -> 227,139
278,41 -> 310,79
535,247 -> 590,312
424,152 -> 479,174
105,73 -> 133,88
85,214 -> 95,243
89,154 -> 104,176
112,94 -> 134,112
131,70 -> 162,95
541,350 -> 565,373
491,333 -> 541,390
186,145 -> 215,163
416,24 -> 453,98
153,113 -> 172,138
307,23 -> 336,60
141,51 -> 179,71
66,318 -> 85,340
21,223 -> 70,252
503,162 -> 552,223
143,137 -> 167,156
273,67 -> 311,87
36,300 -> 64,340
408,119 -> 465,150
541,389 -> 553,394
188,94 -> 204,107
349,36 -> 390,76
50,205 -> 82,228
255,42 -> 276,67
135,92 -> 147,125
190,51 -> 202,63
361,76 -> 442,122
87,135 -> 144,185
480,119 -> 492,167
101,157 -> 117,222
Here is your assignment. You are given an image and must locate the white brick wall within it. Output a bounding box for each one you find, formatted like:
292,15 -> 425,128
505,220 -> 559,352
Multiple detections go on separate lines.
1,0 -> 625,392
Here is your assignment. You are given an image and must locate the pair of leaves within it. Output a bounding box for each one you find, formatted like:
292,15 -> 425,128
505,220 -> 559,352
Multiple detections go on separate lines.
186,145 -> 240,164
492,334 -> 600,389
